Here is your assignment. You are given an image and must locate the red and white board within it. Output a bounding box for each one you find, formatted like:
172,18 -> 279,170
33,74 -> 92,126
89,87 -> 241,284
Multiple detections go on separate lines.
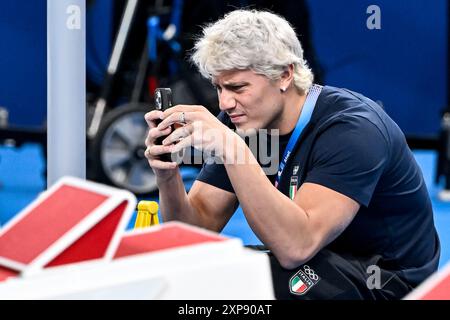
404,262 -> 450,300
114,222 -> 227,259
0,176 -> 136,276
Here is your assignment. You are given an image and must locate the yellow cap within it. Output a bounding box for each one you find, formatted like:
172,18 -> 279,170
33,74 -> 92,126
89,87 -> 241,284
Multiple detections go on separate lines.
137,201 -> 159,214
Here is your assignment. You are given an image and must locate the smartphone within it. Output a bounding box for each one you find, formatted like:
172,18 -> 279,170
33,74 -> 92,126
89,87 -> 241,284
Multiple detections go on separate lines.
155,88 -> 173,113
154,88 -> 173,162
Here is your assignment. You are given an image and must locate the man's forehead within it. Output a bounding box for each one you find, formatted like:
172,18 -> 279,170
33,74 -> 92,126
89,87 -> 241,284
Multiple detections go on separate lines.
213,69 -> 255,84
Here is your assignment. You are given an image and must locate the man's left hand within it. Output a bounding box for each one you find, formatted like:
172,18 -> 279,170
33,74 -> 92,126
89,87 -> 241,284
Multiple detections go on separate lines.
156,105 -> 234,159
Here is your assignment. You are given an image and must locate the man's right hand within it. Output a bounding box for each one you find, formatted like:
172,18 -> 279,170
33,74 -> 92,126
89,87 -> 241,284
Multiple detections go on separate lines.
144,110 -> 179,182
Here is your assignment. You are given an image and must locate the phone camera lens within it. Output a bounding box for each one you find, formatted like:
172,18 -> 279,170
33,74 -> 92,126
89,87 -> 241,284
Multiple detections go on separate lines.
155,91 -> 161,108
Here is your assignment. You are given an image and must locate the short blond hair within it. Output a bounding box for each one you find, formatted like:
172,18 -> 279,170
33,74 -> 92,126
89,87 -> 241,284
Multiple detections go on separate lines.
190,9 -> 314,94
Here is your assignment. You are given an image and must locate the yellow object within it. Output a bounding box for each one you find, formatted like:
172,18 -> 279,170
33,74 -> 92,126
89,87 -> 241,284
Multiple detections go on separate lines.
134,201 -> 159,228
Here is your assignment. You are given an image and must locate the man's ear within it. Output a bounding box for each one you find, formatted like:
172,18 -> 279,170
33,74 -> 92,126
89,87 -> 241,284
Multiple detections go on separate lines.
279,64 -> 294,92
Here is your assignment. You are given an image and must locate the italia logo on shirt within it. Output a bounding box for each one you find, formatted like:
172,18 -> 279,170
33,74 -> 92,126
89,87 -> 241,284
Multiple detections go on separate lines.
289,176 -> 298,200
289,265 -> 320,296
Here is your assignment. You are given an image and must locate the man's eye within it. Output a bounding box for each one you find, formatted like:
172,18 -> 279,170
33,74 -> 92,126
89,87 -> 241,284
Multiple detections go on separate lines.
230,85 -> 245,91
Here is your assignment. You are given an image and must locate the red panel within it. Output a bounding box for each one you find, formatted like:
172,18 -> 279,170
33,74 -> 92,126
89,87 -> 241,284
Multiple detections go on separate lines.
0,266 -> 18,283
46,202 -> 128,267
148,76 -> 158,97
114,224 -> 225,259
421,273 -> 450,300
0,185 -> 107,266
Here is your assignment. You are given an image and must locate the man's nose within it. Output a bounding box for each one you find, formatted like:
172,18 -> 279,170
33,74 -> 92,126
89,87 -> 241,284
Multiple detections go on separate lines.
218,90 -> 236,112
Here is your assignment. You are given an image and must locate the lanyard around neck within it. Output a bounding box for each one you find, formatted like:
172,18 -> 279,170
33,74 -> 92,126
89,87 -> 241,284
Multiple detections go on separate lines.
274,84 -> 322,188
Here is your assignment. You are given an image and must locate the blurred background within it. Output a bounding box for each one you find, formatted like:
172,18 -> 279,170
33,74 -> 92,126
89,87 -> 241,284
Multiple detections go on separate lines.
0,0 -> 449,268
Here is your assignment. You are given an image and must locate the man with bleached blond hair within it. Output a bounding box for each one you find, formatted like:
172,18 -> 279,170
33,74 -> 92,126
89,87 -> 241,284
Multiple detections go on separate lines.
144,9 -> 440,299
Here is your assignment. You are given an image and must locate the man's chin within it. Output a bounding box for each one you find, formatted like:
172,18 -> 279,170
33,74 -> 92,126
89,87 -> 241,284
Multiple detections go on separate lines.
235,124 -> 261,136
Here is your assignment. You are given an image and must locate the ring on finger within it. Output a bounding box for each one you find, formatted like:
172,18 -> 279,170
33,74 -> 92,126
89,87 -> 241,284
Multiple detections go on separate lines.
179,112 -> 186,124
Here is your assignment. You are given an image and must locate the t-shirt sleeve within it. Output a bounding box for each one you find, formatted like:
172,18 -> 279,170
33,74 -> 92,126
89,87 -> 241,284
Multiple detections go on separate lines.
196,158 -> 235,193
304,116 -> 389,207
195,111 -> 235,193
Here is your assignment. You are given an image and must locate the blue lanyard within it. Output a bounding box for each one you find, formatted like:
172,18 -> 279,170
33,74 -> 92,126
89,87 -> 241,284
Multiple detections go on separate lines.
274,84 -> 322,188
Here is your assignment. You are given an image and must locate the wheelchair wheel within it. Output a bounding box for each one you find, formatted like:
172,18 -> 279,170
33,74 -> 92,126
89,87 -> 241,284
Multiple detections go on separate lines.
90,103 -> 156,195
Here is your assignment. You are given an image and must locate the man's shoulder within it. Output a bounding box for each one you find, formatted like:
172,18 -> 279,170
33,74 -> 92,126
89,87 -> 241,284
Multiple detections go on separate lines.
312,85 -> 401,142
315,85 -> 384,120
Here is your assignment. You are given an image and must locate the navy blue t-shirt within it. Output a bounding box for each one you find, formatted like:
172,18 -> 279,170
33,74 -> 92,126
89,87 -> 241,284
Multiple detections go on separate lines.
196,85 -> 440,286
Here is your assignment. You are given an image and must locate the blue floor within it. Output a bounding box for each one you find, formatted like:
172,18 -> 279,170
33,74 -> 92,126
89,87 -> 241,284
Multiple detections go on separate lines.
0,144 -> 449,268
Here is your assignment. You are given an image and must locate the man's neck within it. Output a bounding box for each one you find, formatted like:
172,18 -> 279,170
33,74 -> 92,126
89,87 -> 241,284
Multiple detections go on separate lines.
275,91 -> 307,135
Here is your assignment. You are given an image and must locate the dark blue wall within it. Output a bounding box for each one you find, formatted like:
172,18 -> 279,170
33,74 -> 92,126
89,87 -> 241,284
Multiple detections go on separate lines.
307,0 -> 447,136
0,0 -> 46,127
0,0 -> 113,127
0,1 -> 447,136
86,0 -> 113,86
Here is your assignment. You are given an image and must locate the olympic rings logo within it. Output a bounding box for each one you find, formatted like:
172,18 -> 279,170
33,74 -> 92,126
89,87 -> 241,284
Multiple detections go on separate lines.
303,265 -> 319,281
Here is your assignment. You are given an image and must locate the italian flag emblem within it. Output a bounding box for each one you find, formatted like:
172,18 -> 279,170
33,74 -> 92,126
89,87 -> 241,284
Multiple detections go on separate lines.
291,275 -> 308,294
289,176 -> 298,200
289,268 -> 316,296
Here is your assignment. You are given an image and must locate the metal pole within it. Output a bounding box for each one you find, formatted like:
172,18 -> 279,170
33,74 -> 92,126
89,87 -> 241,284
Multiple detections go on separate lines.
47,0 -> 86,186
87,0 -> 139,139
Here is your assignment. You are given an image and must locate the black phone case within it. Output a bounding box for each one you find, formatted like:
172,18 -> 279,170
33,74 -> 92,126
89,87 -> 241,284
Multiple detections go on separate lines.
154,88 -> 173,162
